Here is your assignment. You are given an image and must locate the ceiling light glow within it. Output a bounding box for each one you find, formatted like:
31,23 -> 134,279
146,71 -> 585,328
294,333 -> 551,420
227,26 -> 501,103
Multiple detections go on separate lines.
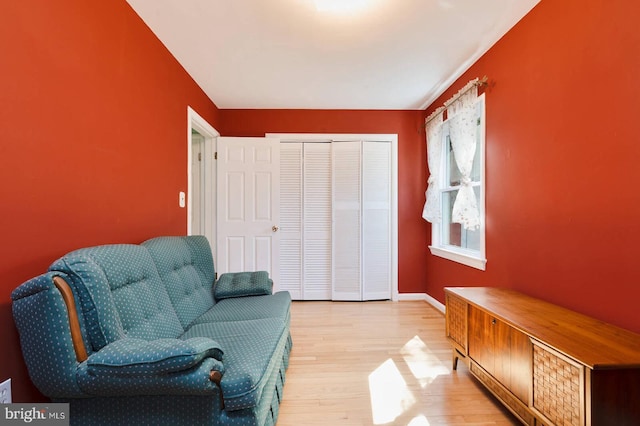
314,0 -> 372,13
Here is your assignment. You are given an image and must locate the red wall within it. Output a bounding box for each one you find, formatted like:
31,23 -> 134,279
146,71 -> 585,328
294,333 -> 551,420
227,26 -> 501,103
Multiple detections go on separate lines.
424,0 -> 640,333
219,109 -> 429,295
10,0 -> 637,404
0,1 -> 220,402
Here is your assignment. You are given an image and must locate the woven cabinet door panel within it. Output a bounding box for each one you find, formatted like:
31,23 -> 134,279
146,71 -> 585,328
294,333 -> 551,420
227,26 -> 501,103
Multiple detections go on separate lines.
532,341 -> 585,426
446,294 -> 467,351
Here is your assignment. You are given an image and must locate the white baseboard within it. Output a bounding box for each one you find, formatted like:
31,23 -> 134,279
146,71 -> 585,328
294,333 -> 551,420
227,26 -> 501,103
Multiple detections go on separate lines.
424,293 -> 445,314
397,292 -> 445,314
396,293 -> 428,301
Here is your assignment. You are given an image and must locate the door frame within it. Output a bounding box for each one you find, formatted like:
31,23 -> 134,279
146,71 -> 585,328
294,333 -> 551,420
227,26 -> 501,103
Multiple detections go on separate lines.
267,133 -> 399,301
187,106 -> 219,254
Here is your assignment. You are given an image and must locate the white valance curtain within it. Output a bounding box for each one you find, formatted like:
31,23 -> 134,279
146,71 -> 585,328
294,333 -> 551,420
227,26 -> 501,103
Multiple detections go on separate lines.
446,80 -> 480,230
422,107 -> 444,223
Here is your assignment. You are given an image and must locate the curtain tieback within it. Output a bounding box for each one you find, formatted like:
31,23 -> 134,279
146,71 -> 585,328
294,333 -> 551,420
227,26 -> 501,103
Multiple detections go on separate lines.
460,177 -> 472,187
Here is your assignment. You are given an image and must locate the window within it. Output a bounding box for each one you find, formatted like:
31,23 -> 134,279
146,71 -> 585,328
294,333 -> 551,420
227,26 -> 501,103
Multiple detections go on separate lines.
429,94 -> 486,270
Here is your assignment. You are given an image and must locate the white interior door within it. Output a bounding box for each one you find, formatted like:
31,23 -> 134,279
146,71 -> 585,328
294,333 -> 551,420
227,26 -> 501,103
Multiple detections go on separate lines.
330,140 -> 392,301
302,143 -> 332,300
268,132 -> 399,301
279,143 -> 303,299
332,141 -> 362,301
279,142 -> 332,300
217,137 -> 280,284
362,141 -> 391,300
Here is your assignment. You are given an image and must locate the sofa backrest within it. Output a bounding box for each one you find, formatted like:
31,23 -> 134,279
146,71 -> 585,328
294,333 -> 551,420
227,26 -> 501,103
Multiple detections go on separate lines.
142,236 -> 216,329
49,244 -> 184,352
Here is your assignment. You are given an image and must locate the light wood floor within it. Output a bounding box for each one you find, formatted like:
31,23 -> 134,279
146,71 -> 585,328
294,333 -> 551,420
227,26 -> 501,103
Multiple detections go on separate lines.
277,301 -> 519,426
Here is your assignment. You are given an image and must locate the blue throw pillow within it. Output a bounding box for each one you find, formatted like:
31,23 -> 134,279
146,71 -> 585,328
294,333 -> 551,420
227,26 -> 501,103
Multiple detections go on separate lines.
214,271 -> 273,300
87,337 -> 223,377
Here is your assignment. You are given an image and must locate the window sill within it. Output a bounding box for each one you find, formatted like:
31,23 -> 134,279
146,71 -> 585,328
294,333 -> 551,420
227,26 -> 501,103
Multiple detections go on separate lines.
429,246 -> 486,271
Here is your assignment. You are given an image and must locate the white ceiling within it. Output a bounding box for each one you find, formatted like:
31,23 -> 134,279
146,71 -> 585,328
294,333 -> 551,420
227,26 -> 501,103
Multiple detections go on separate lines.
125,0 -> 540,110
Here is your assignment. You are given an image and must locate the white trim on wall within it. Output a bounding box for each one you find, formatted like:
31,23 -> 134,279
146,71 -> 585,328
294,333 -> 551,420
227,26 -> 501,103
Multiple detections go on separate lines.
396,293 -> 429,301
396,293 -> 446,314
424,293 -> 445,314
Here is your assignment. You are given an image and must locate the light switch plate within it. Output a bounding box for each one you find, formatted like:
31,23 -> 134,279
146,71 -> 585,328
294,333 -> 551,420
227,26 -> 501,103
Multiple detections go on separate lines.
0,378 -> 11,404
179,191 -> 186,208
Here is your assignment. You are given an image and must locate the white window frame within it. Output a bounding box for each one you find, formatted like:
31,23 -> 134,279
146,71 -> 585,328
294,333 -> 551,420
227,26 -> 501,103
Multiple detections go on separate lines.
429,94 -> 486,270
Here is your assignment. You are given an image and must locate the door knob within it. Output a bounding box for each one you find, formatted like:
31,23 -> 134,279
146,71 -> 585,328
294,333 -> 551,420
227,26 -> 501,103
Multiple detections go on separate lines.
272,225 -> 279,232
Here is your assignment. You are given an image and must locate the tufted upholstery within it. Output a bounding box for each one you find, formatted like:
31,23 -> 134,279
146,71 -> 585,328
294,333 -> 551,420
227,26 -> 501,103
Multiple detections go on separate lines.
142,236 -> 216,328
49,244 -> 185,351
214,271 -> 273,301
12,236 -> 292,426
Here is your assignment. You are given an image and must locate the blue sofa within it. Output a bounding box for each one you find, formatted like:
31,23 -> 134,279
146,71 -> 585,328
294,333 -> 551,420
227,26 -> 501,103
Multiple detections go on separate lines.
11,236 -> 292,426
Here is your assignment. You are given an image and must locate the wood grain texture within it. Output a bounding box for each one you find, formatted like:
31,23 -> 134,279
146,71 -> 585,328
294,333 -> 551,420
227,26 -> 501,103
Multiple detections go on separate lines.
589,368 -> 640,425
446,287 -> 640,426
446,287 -> 640,369
53,275 -> 88,362
468,306 -> 531,406
278,301 -> 519,425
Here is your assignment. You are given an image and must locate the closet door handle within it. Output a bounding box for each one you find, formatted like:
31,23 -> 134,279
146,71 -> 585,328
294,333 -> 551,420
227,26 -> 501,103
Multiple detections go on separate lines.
272,225 -> 279,232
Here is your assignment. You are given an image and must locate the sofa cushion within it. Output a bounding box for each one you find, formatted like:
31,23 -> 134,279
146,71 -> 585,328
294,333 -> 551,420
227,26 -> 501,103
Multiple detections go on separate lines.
86,337 -> 224,377
49,244 -> 184,351
214,271 -> 272,301
142,236 -> 216,328
181,318 -> 289,411
191,292 -> 291,325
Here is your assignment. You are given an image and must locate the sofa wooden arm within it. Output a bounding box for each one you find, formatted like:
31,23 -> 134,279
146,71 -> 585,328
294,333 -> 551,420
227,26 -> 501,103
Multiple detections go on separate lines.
209,370 -> 225,410
53,276 -> 88,362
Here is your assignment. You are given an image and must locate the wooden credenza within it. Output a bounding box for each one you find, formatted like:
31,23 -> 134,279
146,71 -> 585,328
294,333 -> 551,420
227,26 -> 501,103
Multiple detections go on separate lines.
445,287 -> 640,426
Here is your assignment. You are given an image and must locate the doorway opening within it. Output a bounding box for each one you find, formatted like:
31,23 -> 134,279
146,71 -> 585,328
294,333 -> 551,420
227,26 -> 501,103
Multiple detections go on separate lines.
187,107 -> 219,254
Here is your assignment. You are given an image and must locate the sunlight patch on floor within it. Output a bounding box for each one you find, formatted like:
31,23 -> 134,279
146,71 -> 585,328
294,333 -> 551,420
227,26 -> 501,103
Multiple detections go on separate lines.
408,415 -> 431,426
400,335 -> 450,388
368,336 -> 451,424
368,358 -> 416,424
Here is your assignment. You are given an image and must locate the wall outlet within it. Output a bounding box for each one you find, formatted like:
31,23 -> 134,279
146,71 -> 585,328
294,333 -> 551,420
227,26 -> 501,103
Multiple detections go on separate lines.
0,379 -> 11,404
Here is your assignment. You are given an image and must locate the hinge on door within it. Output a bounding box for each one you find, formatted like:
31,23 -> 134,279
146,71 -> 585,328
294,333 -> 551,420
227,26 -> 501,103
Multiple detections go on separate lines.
215,272 -> 218,280
214,152 -> 218,160
198,152 -> 202,161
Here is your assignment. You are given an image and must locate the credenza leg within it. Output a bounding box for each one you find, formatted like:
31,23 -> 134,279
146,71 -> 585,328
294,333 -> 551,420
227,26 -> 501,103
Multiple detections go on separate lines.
452,350 -> 459,371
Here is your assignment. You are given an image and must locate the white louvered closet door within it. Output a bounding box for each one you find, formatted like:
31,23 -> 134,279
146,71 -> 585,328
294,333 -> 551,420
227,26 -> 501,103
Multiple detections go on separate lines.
332,142 -> 363,301
279,143 -> 332,300
362,142 -> 392,300
303,143 -> 332,299
280,140 -> 391,301
279,143 -> 303,299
